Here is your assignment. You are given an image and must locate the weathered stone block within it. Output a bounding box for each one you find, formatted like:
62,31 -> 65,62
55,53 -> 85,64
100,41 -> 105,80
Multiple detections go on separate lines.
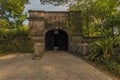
69,43 -> 89,56
33,43 -> 44,60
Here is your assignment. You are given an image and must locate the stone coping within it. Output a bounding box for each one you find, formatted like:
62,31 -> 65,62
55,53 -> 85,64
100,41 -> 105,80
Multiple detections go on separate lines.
28,10 -> 81,13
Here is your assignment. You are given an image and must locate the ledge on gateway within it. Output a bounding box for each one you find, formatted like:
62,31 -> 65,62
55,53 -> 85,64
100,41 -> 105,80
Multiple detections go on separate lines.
28,10 -> 69,13
26,17 -> 45,20
28,10 -> 45,12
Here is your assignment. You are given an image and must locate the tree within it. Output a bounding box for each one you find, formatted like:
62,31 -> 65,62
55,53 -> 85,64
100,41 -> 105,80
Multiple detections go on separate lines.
69,0 -> 120,36
0,19 -> 9,28
69,0 -> 120,59
0,0 -> 28,28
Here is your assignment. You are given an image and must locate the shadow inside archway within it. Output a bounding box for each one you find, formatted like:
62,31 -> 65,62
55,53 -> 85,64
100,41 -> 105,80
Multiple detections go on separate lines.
45,29 -> 68,51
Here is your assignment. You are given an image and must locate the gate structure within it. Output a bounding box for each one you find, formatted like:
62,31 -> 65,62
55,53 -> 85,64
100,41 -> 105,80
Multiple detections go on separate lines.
28,10 -> 83,52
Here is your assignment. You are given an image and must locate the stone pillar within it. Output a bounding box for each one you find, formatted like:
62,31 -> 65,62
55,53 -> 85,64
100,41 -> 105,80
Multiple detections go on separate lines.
33,43 -> 44,60
28,11 -> 46,60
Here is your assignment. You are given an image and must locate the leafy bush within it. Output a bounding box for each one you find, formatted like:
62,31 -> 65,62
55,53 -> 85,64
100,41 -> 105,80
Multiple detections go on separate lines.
93,55 -> 120,78
0,27 -> 33,53
0,19 -> 9,28
88,39 -> 120,78
88,36 -> 120,59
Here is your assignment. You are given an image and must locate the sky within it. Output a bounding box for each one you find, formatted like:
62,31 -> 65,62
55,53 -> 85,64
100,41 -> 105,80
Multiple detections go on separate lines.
23,0 -> 68,25
24,0 -> 68,12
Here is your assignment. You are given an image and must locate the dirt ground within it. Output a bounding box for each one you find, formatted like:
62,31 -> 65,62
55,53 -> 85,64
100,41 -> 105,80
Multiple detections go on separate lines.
0,51 -> 117,80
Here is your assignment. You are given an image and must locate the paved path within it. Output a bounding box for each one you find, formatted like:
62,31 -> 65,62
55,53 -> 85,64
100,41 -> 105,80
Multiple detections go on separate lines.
0,51 -> 115,80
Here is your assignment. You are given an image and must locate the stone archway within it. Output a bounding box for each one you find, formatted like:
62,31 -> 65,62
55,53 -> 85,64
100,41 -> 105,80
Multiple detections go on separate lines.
45,29 -> 68,51
28,10 -> 83,54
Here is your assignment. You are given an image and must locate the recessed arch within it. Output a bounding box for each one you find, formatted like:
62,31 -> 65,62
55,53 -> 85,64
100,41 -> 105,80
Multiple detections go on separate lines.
45,29 -> 68,51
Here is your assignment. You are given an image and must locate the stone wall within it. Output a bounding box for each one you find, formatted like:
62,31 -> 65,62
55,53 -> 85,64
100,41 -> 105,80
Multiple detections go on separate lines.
28,10 -> 99,60
69,36 -> 100,56
69,43 -> 89,56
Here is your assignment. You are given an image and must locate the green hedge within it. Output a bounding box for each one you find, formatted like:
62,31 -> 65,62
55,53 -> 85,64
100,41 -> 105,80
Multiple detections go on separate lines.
0,27 -> 33,53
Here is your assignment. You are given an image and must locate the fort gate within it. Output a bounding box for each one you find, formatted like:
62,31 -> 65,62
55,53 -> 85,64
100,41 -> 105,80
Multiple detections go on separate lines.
28,10 -> 83,53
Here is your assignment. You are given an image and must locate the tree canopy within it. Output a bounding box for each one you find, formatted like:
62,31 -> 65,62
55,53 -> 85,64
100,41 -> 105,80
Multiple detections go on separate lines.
0,0 -> 28,28
69,0 -> 120,36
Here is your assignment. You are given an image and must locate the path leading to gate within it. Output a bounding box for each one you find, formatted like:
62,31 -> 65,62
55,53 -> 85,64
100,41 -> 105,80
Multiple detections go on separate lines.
0,51 -> 116,80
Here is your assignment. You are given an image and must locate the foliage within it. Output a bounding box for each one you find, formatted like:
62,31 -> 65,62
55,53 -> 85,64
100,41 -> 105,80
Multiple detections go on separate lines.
88,36 -> 120,59
0,0 -> 28,28
69,0 -> 120,37
0,26 -> 33,53
89,33 -> 120,59
93,54 -> 120,78
69,0 -> 120,59
69,0 -> 120,78
0,19 -> 9,28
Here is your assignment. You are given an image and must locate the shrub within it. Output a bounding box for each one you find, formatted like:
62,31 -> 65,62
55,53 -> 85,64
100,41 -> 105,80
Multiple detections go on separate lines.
93,55 -> 120,78
0,19 -> 9,28
0,27 -> 33,53
88,36 -> 120,59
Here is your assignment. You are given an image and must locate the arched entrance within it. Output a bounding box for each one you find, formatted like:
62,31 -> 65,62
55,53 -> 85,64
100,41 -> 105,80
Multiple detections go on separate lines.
45,29 -> 68,51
